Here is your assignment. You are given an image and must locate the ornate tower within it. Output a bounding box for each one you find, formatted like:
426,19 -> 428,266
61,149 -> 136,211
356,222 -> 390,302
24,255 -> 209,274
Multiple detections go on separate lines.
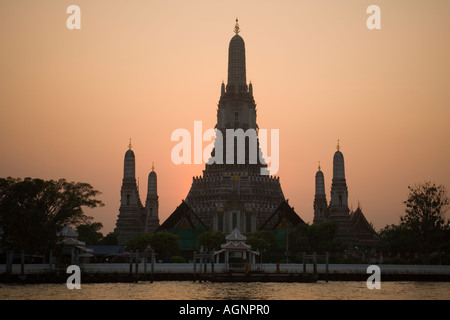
115,140 -> 146,245
145,163 -> 160,233
183,20 -> 287,233
329,140 -> 353,241
313,162 -> 329,224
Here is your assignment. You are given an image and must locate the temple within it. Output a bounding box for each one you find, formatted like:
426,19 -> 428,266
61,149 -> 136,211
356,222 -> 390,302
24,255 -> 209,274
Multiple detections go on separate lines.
161,19 -> 300,238
114,140 -> 160,245
313,141 -> 379,247
114,20 -> 378,250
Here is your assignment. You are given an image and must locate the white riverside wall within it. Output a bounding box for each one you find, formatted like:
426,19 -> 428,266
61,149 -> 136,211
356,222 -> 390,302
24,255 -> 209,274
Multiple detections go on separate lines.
1,263 -> 450,275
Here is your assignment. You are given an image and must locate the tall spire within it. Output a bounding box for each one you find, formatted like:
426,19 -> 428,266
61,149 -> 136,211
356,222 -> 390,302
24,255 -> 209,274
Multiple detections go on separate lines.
152,162 -> 155,171
129,138 -> 132,150
227,18 -> 247,89
336,139 -> 340,151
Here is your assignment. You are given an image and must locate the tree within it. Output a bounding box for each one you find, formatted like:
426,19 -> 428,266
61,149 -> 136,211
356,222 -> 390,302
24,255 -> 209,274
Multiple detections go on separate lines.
246,230 -> 277,254
292,222 -> 344,254
0,177 -> 104,253
198,231 -> 226,251
401,181 -> 450,258
77,222 -> 103,245
378,224 -> 417,256
150,231 -> 180,261
101,232 -> 118,245
125,233 -> 153,252
125,231 -> 180,262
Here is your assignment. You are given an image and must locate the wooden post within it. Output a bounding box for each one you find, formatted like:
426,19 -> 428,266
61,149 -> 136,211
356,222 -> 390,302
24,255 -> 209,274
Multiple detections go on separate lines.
302,252 -> 306,274
6,251 -> 12,274
313,252 -> 317,281
143,251 -> 148,278
325,252 -> 329,282
21,251 -> 25,275
210,252 -> 215,281
49,250 -> 53,271
193,251 -> 197,282
71,247 -> 75,265
135,250 -> 139,276
129,254 -> 133,277
203,252 -> 207,277
151,251 -> 155,283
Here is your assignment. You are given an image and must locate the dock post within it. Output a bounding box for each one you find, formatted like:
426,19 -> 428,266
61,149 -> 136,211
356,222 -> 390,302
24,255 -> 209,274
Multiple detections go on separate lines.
71,247 -> 75,265
135,250 -> 139,276
151,250 -> 155,283
203,252 -> 207,278
143,251 -> 147,279
129,254 -> 133,278
49,250 -> 53,272
193,251 -> 197,282
313,252 -> 317,281
210,252 -> 215,281
6,251 -> 12,274
21,251 -> 25,275
325,252 -> 329,282
302,252 -> 306,274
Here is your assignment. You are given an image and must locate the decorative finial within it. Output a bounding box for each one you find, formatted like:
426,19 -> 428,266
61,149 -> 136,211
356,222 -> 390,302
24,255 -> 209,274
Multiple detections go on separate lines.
129,138 -> 132,150
234,18 -> 240,35
318,161 -> 321,171
152,162 -> 155,171
336,139 -> 340,151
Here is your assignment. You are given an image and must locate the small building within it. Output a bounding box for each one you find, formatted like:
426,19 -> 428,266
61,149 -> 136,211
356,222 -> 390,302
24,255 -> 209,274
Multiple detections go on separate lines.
214,228 -> 260,272
58,225 -> 94,264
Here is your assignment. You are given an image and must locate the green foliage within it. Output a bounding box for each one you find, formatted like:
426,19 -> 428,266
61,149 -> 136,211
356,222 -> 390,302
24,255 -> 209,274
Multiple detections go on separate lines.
100,232 -> 118,245
377,224 -> 417,255
0,177 -> 104,253
169,255 -> 186,263
197,231 -> 226,251
77,222 -> 104,245
292,222 -> 345,253
246,230 -> 277,254
125,233 -> 153,252
401,182 -> 450,255
126,231 -> 180,262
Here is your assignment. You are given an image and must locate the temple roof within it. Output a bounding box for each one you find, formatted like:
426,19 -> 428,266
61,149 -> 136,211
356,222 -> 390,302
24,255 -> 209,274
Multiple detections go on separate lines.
226,227 -> 247,241
259,200 -> 305,230
158,201 -> 208,231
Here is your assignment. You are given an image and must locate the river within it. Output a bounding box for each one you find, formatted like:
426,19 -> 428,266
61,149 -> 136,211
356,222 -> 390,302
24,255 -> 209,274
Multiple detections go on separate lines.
1,281 -> 449,300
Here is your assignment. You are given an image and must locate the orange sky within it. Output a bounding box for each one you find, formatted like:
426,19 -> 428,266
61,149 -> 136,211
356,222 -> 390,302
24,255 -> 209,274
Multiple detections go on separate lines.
1,1 -> 449,235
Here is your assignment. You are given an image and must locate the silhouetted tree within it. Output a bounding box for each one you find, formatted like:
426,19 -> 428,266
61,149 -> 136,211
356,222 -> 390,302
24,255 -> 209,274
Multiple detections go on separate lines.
125,231 -> 179,262
198,230 -> 226,251
0,177 -> 104,254
100,232 -> 118,245
77,222 -> 104,245
401,182 -> 449,258
246,230 -> 277,254
292,222 -> 345,254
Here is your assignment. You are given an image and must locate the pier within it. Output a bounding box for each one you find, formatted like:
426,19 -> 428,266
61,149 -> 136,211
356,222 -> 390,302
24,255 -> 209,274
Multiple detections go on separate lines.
1,263 -> 449,283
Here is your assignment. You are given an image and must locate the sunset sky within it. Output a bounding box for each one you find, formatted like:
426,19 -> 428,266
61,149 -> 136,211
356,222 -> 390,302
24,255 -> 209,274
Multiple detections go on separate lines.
1,1 -> 449,235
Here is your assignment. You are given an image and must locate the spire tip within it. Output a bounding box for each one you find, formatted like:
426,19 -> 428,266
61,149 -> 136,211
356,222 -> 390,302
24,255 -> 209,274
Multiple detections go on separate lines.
234,18 -> 240,35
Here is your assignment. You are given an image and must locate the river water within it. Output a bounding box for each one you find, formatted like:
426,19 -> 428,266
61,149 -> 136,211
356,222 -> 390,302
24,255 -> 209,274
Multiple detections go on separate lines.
1,281 -> 449,300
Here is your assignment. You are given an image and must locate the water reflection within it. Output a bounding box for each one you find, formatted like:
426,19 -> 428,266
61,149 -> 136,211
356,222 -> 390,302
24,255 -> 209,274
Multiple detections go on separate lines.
1,281 -> 449,300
